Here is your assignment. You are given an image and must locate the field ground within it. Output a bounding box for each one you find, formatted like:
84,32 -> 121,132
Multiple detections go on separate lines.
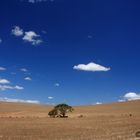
0,101 -> 140,140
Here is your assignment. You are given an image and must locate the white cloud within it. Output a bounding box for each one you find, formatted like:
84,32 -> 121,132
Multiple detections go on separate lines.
26,0 -> 54,3
0,67 -> 6,71
23,31 -> 42,45
96,102 -> 102,105
20,68 -> 28,72
28,0 -> 47,3
55,83 -> 60,87
0,79 -> 10,84
11,26 -> 43,46
0,97 -> 40,104
0,38 -> 2,43
15,85 -> 24,90
118,99 -> 125,102
73,62 -> 110,72
24,77 -> 32,81
11,26 -> 24,37
48,96 -> 54,100
123,92 -> 140,101
0,85 -> 24,91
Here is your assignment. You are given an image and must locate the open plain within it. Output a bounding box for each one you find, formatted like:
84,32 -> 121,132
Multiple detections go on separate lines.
0,101 -> 139,140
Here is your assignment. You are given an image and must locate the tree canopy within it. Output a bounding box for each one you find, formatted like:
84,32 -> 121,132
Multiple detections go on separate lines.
48,103 -> 74,118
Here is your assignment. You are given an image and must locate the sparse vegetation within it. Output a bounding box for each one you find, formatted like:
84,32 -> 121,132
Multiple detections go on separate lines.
48,103 -> 74,118
0,101 -> 139,139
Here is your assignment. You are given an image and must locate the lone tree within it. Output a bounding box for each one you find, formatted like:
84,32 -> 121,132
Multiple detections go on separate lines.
48,103 -> 74,118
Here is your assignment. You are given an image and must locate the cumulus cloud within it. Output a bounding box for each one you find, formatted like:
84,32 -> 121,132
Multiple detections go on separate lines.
0,76 -> 24,91
0,67 -> 6,71
28,0 -> 47,3
11,26 -> 24,36
24,77 -> 32,81
15,85 -> 24,90
96,102 -> 102,105
0,79 -> 10,84
0,97 -> 40,104
48,96 -> 54,99
12,26 -> 43,46
0,85 -> 24,91
118,92 -> 140,102
23,31 -> 42,45
55,83 -> 60,87
73,62 -> 110,72
123,92 -> 140,101
22,0 -> 54,3
20,68 -> 28,72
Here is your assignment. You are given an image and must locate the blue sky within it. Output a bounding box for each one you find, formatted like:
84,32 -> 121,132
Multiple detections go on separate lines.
0,0 -> 140,105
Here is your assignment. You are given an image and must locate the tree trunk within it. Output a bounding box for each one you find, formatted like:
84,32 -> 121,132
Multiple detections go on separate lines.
62,113 -> 65,117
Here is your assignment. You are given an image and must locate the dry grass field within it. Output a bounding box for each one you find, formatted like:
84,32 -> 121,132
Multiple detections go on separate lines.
0,101 -> 140,140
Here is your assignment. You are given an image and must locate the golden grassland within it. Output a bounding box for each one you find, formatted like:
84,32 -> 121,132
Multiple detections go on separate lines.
0,101 -> 140,140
